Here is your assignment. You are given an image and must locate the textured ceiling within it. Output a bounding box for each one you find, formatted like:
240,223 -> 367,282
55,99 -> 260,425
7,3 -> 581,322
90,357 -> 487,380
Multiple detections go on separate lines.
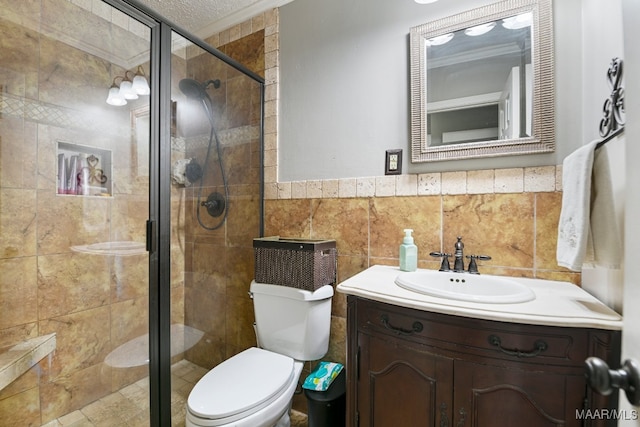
134,0 -> 295,37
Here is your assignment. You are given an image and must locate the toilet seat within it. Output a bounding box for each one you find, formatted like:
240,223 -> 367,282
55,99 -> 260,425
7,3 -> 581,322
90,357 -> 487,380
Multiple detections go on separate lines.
187,347 -> 295,425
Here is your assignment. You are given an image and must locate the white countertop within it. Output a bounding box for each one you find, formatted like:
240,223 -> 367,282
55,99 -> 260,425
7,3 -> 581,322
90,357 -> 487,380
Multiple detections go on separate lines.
336,265 -> 623,330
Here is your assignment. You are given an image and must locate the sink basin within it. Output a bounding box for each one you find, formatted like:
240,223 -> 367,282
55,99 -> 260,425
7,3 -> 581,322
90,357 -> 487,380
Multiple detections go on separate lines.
395,270 -> 536,304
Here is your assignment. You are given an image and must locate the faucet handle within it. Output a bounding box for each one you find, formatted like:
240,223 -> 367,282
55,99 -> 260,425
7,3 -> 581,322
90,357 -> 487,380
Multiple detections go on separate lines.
466,255 -> 492,274
430,252 -> 452,271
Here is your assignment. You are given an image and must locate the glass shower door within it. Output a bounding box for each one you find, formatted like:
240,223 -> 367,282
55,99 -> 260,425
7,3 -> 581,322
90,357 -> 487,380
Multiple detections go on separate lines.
169,30 -> 264,424
0,0 -> 154,425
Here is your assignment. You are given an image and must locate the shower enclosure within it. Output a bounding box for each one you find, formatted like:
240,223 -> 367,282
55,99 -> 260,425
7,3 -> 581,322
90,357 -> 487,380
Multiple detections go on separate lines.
0,0 -> 264,425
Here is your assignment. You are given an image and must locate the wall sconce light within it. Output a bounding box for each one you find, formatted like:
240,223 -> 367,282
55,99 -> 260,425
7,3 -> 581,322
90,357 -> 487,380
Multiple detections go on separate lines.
106,76 -> 127,106
106,65 -> 150,106
132,65 -> 150,95
120,71 -> 138,100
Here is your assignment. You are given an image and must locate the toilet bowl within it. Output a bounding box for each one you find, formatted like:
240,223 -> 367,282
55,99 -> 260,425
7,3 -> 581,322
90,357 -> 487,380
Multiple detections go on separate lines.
186,348 -> 303,427
186,282 -> 334,427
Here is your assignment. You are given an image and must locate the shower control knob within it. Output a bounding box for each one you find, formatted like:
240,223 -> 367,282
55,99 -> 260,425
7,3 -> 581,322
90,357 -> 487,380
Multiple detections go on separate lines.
585,357 -> 640,405
201,192 -> 226,217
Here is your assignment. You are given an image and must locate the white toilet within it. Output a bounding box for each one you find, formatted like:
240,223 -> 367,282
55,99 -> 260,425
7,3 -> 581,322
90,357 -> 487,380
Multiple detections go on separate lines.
186,281 -> 334,427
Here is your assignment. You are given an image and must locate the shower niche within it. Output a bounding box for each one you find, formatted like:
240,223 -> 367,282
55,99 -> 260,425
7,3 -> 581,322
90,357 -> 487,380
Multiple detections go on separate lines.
56,141 -> 112,197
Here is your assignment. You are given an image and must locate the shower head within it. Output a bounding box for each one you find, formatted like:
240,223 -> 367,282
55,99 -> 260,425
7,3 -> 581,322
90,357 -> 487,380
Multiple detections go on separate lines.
179,78 -> 220,101
179,78 -> 220,126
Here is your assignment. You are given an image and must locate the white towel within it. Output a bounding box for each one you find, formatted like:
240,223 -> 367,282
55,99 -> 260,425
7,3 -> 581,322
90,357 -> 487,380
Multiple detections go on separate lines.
557,140 -> 622,271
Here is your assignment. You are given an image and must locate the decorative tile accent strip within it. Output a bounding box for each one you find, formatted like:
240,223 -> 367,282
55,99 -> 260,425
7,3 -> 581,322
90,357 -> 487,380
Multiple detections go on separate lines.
268,166 -> 562,200
172,136 -> 186,152
0,93 -> 192,153
524,166 -> 557,192
179,125 -> 260,151
1,93 -> 84,129
495,168 -> 525,193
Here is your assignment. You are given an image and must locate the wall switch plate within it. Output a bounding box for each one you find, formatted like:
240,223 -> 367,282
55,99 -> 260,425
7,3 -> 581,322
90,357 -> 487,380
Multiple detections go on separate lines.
385,149 -> 402,175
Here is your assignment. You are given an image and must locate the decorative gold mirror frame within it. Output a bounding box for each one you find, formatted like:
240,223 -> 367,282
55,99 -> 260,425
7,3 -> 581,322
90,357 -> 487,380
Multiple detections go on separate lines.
409,0 -> 554,162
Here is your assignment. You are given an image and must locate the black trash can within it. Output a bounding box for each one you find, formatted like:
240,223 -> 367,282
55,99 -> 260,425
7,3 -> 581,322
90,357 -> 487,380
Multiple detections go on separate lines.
304,368 -> 346,427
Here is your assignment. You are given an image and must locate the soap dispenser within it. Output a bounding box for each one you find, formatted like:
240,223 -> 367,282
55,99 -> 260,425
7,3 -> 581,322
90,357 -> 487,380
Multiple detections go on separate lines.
399,229 -> 418,272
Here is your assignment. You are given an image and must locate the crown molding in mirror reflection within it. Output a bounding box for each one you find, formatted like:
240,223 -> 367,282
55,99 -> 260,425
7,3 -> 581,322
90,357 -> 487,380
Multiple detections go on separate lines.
409,0 -> 555,162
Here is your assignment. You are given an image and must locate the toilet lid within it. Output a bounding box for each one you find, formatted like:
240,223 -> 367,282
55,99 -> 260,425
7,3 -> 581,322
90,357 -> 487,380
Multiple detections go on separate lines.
187,347 -> 295,420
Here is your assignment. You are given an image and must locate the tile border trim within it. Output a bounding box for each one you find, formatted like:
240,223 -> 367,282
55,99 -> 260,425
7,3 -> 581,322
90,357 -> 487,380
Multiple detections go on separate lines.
265,166 -> 563,199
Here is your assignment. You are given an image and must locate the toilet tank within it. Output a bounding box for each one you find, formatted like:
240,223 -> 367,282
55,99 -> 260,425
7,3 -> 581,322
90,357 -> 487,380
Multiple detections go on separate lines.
250,281 -> 333,361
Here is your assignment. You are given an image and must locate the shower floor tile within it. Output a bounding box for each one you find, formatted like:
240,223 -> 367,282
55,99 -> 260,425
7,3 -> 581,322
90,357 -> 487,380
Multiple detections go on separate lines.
40,359 -> 309,427
41,360 -> 202,427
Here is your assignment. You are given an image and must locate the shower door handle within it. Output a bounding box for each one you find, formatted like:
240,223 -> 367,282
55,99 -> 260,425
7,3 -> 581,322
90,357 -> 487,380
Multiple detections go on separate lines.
146,220 -> 156,253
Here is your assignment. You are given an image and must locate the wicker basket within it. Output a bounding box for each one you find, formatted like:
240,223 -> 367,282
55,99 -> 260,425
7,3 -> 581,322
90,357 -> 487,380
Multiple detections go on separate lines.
253,237 -> 337,291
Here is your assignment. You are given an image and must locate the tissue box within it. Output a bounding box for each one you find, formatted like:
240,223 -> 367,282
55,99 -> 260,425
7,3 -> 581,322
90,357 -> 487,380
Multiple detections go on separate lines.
253,237 -> 337,291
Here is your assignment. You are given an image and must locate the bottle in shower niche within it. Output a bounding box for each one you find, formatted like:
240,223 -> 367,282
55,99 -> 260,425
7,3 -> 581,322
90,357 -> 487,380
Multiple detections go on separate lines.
399,229 -> 417,272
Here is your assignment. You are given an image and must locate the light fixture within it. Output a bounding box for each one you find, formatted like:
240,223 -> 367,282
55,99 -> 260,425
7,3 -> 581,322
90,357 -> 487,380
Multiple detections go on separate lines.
426,33 -> 454,46
502,12 -> 533,30
119,71 -> 138,100
106,76 -> 127,106
465,22 -> 496,36
131,65 -> 150,95
106,65 -> 150,106
414,0 -> 438,3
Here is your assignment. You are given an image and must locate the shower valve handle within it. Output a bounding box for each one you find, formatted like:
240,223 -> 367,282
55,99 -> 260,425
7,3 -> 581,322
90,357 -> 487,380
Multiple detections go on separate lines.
201,193 -> 226,218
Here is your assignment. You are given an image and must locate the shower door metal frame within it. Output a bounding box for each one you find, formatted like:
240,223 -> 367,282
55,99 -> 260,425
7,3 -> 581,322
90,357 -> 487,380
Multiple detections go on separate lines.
103,1 -> 265,425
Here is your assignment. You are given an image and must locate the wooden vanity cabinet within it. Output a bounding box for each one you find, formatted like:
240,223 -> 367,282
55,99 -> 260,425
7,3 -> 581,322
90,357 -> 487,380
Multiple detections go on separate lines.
346,296 -> 621,427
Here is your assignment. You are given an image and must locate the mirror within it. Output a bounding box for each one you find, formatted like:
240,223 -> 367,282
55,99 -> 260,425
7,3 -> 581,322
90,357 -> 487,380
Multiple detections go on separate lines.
410,0 -> 554,162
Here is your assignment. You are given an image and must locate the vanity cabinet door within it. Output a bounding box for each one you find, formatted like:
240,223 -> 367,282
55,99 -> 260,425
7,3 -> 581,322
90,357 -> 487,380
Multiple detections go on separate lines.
346,296 -> 621,427
453,359 -> 586,427
356,332 -> 453,427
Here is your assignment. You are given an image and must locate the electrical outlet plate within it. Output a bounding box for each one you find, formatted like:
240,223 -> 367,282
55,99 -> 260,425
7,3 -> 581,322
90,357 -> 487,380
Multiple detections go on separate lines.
385,149 -> 402,175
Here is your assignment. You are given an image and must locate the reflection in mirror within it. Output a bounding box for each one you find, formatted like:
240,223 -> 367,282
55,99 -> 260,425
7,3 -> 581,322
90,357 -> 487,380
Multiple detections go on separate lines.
131,105 -> 150,179
410,0 -> 554,162
427,12 -> 532,145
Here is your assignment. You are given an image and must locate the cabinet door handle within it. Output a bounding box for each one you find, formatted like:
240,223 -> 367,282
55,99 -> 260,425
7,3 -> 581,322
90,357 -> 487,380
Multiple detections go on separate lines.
380,314 -> 423,335
488,334 -> 548,358
585,357 -> 640,405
